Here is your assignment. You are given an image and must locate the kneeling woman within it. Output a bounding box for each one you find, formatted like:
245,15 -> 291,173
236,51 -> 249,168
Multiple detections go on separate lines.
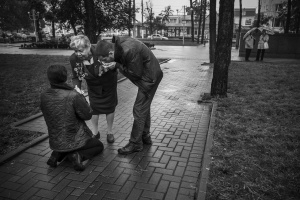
41,65 -> 104,171
69,35 -> 118,143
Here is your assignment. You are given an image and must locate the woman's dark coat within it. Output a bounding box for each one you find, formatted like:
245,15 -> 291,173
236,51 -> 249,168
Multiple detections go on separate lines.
40,83 -> 93,152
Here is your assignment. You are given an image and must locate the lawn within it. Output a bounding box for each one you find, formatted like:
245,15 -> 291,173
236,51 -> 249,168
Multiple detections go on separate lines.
206,61 -> 300,199
0,54 -> 167,156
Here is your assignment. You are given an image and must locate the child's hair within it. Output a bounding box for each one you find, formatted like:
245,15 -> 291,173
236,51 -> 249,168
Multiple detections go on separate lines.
47,65 -> 67,84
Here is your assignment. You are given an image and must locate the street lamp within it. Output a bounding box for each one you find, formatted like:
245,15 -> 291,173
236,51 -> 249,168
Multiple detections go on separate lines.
28,9 -> 39,42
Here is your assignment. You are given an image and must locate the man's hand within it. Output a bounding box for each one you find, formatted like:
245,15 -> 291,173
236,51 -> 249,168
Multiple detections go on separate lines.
102,62 -> 117,72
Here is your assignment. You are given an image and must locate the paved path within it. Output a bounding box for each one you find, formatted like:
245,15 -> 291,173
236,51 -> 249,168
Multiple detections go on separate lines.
0,45 -> 214,200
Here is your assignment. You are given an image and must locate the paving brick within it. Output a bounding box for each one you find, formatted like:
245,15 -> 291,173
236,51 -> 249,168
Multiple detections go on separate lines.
114,173 -> 130,186
174,166 -> 185,177
128,174 -> 150,183
100,183 -> 121,192
1,180 -> 22,190
176,194 -> 192,200
156,180 -> 169,193
17,178 -> 39,193
52,179 -> 72,192
89,189 -> 106,200
0,189 -> 23,199
65,173 -> 86,181
126,188 -> 142,200
148,162 -> 166,169
141,190 -> 164,200
32,167 -> 50,175
34,181 -> 55,190
16,165 -> 36,177
135,182 -> 156,191
81,180 -> 102,196
148,173 -> 162,185
18,187 -> 40,200
35,189 -> 58,199
164,188 -> 178,200
65,195 -> 79,200
169,182 -> 180,189
33,173 -> 53,182
83,172 -> 100,183
49,171 -> 69,184
68,181 -> 90,190
105,191 -> 128,200
71,188 -> 85,196
120,180 -> 136,193
154,168 -> 174,176
54,186 -> 74,200
162,174 -> 182,183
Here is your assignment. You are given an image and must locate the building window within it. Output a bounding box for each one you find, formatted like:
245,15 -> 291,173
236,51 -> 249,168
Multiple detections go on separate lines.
245,19 -> 252,26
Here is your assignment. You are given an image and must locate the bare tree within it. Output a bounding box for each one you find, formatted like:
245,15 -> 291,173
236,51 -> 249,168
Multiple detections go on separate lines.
211,0 -> 235,97
190,0 -> 194,42
201,0 -> 207,43
209,0 -> 216,63
84,0 -> 97,43
197,0 -> 203,44
236,0 -> 242,49
257,0 -> 261,27
285,0 -> 291,33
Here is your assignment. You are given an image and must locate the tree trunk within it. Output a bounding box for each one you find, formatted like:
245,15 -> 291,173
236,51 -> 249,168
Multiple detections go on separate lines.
190,0 -> 194,42
71,23 -> 77,35
197,0 -> 203,44
285,0 -> 291,33
236,0 -> 242,49
257,0 -> 261,27
52,20 -> 55,38
84,0 -> 97,43
210,0 -> 235,97
128,0 -> 132,36
201,0 -> 207,43
209,0 -> 216,63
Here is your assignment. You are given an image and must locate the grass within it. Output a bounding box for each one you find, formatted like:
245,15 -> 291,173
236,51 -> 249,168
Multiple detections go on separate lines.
207,61 -> 300,200
0,54 -> 167,156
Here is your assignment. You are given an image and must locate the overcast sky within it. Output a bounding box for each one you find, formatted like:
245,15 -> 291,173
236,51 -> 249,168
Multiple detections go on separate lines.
135,0 -> 259,22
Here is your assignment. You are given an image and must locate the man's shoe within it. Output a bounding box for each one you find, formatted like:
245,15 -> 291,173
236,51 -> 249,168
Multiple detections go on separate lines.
107,134 -> 115,143
142,135 -> 153,145
47,156 -> 57,167
92,132 -> 100,139
68,152 -> 85,171
118,142 -> 143,155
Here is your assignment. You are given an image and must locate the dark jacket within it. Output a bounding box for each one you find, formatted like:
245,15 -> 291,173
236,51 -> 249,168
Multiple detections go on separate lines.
113,36 -> 163,97
40,83 -> 93,152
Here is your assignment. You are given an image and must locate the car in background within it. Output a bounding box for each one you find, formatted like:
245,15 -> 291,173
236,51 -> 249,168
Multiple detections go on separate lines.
147,34 -> 168,40
273,27 -> 284,34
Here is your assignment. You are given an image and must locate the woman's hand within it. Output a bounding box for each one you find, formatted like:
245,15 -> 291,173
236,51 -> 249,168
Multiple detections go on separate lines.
74,85 -> 84,94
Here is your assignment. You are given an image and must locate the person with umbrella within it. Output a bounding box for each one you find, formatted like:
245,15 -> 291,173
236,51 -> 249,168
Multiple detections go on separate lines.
256,27 -> 274,61
244,31 -> 256,61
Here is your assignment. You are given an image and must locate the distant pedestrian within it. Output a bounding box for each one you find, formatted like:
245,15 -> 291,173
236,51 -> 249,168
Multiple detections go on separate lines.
244,32 -> 255,61
256,30 -> 269,61
41,65 -> 104,171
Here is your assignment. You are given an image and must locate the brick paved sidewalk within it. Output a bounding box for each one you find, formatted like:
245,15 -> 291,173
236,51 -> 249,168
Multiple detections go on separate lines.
0,59 -> 213,200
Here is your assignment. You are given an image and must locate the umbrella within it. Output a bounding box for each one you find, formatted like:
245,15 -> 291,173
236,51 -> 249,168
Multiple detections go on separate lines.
258,26 -> 275,35
243,27 -> 257,39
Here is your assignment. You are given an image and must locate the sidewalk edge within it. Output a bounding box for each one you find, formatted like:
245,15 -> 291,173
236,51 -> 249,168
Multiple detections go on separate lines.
196,101 -> 217,200
0,134 -> 49,165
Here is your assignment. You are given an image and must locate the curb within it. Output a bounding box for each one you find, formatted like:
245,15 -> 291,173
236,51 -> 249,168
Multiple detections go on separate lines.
0,134 -> 48,165
196,101 -> 217,200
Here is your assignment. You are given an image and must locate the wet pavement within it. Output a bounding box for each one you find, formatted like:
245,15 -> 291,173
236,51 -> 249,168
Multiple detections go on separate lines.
0,42 -> 218,200
2,42 -> 299,199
